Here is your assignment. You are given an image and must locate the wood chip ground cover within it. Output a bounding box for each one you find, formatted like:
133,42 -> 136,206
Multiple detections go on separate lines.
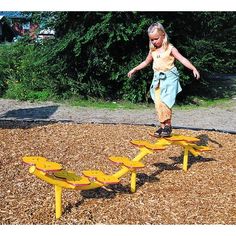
0,122 -> 235,224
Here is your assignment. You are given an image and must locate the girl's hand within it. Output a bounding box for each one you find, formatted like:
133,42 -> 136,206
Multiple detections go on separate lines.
193,68 -> 200,80
127,68 -> 137,78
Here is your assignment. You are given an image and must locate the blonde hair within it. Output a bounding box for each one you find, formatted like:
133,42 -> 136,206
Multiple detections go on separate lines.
148,22 -> 169,51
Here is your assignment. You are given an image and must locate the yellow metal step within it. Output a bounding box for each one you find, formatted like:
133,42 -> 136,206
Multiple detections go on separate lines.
189,144 -> 212,152
164,134 -> 200,142
148,132 -> 200,142
23,156 -> 62,173
54,170 -> 91,186
35,161 -> 63,173
82,170 -> 120,184
130,140 -> 166,151
22,156 -> 48,165
109,156 -> 145,169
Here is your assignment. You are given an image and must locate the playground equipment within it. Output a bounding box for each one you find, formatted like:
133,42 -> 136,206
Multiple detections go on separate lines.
22,133 -> 212,219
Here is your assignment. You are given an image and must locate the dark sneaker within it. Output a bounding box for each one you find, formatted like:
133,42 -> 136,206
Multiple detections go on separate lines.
161,125 -> 172,137
154,126 -> 163,137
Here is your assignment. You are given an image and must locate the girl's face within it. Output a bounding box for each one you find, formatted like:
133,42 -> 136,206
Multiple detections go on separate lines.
149,29 -> 165,48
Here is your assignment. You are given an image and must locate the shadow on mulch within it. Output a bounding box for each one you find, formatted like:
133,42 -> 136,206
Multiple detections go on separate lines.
80,187 -> 119,199
63,199 -> 85,215
66,175 -> 159,213
64,187 -> 123,214
169,155 -> 216,170
196,133 -> 223,148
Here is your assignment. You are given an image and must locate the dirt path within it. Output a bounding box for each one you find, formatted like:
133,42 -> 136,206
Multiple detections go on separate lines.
0,98 -> 236,132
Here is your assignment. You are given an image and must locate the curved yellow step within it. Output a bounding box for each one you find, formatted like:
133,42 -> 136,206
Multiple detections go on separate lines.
109,156 -> 130,164
148,132 -> 200,143
54,170 -> 91,186
189,144 -> 212,152
36,161 -> 63,173
195,146 -> 212,152
82,170 -> 104,178
82,170 -> 120,185
22,156 -> 48,165
164,134 -> 200,142
130,140 -> 166,151
109,156 -> 145,169
96,175 -> 120,185
54,170 -> 75,179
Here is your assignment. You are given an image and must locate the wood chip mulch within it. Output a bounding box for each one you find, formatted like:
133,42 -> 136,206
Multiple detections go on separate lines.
0,122 -> 235,224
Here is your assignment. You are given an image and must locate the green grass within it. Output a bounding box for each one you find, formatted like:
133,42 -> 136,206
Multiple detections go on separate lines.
175,97 -> 234,110
64,98 -> 152,110
2,89 -> 234,110
62,96 -> 234,110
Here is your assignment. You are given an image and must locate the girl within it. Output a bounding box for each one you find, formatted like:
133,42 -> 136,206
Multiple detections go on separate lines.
128,22 -> 200,137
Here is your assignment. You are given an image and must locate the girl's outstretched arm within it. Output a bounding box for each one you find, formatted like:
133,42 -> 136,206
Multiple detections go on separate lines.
128,52 -> 153,78
171,47 -> 200,80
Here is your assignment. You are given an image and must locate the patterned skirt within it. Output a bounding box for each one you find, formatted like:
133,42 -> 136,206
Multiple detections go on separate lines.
154,87 -> 172,123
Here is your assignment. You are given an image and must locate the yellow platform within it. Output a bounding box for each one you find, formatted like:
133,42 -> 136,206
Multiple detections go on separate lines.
109,156 -> 145,169
130,140 -> 166,151
35,161 -> 63,173
164,134 -> 200,142
23,156 -> 63,173
149,132 -> 200,142
82,170 -> 120,184
54,170 -> 91,186
23,156 -> 48,165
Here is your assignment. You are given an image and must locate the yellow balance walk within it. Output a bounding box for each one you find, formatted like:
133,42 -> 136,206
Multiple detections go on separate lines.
22,132 -> 212,219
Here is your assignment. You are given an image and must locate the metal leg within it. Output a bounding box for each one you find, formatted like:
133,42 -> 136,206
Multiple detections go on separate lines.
131,171 -> 136,193
183,147 -> 189,172
55,185 -> 62,219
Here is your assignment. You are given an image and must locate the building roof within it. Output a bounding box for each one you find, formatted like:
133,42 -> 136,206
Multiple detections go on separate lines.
0,11 -> 31,19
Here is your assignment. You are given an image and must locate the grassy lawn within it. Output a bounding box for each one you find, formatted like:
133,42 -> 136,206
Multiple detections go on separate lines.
63,97 -> 234,110
65,98 -> 152,110
2,93 -> 234,111
175,97 -> 234,110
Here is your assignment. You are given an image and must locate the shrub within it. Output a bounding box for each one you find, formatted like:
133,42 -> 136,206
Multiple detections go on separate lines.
0,12 -> 235,102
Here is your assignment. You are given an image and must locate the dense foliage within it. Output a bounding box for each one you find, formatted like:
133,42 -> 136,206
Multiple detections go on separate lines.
0,12 -> 235,102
